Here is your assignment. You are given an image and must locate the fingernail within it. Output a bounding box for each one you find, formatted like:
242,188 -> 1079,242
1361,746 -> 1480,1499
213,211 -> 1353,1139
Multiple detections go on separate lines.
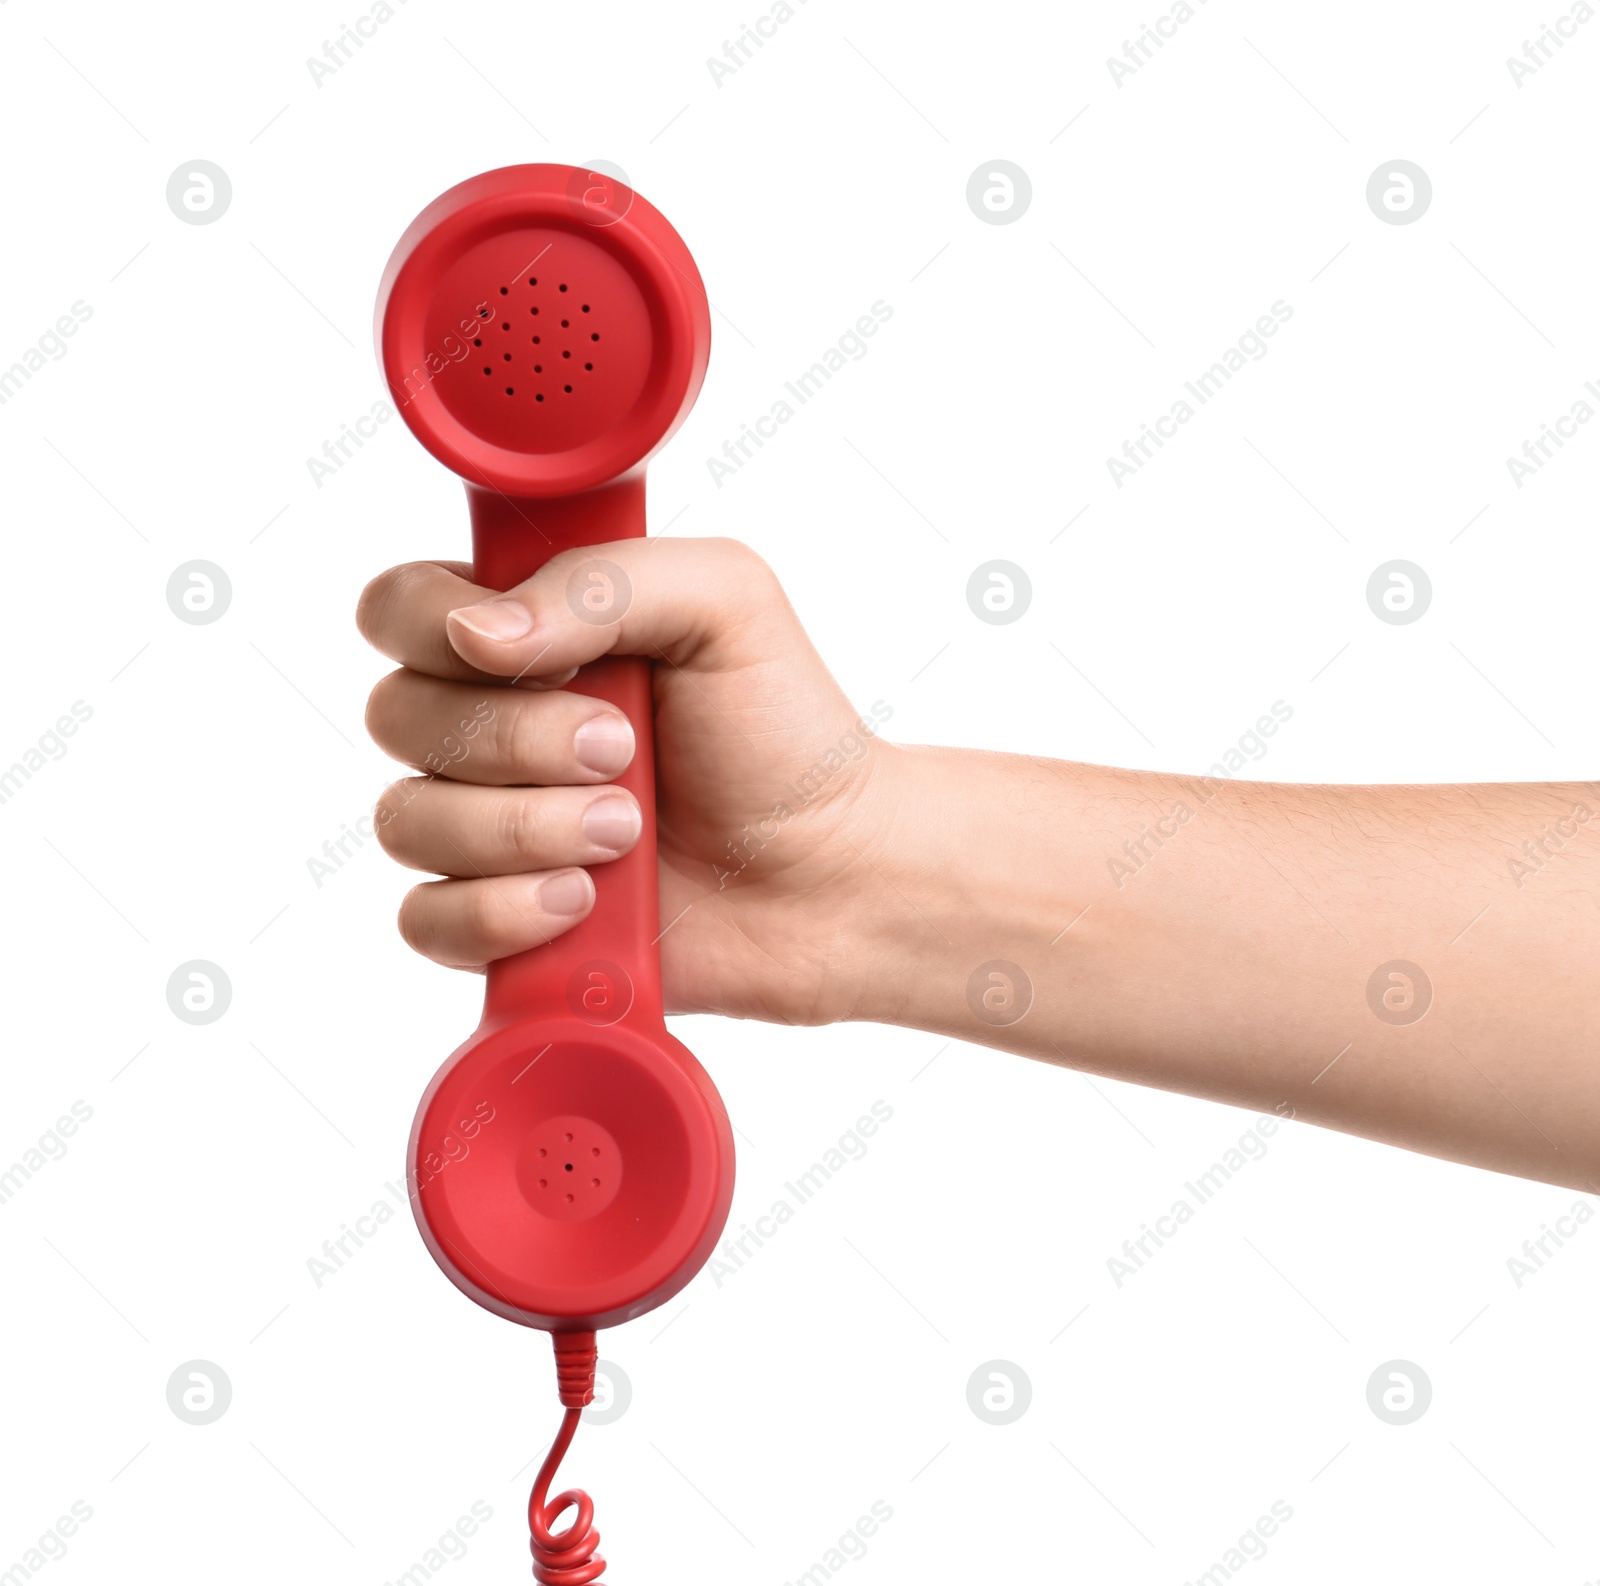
449,599 -> 534,643
514,666 -> 581,692
538,869 -> 593,916
573,713 -> 634,775
582,795 -> 641,853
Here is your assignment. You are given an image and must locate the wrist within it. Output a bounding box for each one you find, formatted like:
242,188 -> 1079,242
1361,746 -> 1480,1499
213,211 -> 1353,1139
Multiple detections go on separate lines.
842,744 -> 1099,1038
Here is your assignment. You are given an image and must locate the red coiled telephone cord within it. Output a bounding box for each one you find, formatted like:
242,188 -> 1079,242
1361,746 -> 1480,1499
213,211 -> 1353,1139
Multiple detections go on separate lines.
529,1333 -> 607,1585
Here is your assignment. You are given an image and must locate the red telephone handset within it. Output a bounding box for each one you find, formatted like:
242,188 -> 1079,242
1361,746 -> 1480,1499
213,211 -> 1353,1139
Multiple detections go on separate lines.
376,164 -> 735,1583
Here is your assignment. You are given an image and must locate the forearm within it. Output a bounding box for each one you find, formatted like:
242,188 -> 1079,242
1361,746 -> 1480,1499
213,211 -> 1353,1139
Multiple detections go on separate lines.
860,745 -> 1600,1188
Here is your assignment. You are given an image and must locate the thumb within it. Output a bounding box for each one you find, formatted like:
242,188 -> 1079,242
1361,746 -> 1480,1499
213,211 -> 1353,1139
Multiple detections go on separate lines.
444,536 -> 792,680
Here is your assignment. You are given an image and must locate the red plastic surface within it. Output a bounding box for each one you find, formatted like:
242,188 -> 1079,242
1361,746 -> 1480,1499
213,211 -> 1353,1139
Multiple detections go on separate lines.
378,166 -> 734,1331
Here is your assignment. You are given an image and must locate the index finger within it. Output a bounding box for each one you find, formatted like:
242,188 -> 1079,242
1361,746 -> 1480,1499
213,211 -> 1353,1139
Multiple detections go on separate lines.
356,559 -> 575,685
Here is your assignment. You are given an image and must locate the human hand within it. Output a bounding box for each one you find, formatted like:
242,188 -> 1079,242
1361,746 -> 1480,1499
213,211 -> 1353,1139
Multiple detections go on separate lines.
357,538 -> 901,1024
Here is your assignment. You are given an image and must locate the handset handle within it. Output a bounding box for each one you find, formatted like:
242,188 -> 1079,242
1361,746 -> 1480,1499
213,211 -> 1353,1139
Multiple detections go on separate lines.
466,479 -> 663,1036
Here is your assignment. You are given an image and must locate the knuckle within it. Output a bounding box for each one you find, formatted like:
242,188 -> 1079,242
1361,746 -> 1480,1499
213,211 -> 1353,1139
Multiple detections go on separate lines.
373,779 -> 422,856
396,883 -> 437,956
358,561 -> 452,662
496,794 -> 549,868
354,569 -> 394,643
496,695 -> 546,777
364,670 -> 405,747
357,563 -> 420,644
545,545 -> 590,580
461,880 -> 510,947
716,536 -> 777,587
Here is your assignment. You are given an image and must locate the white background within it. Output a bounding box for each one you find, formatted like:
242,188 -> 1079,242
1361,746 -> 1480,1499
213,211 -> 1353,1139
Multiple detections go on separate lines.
1,0 -> 1597,1582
